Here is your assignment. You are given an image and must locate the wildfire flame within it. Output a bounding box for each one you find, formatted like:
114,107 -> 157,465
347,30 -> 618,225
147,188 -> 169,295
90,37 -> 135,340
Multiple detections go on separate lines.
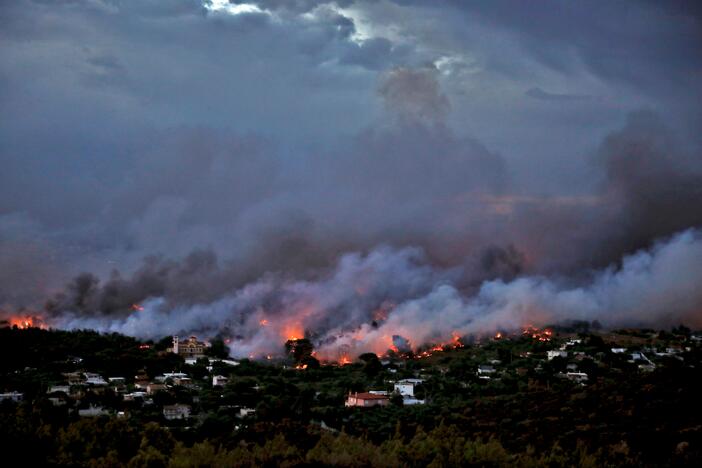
282,323 -> 304,341
7,315 -> 46,330
522,326 -> 553,342
131,304 -> 144,312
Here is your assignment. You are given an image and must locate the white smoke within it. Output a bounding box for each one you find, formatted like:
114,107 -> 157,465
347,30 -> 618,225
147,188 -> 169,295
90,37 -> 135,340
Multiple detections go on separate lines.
53,229 -> 702,359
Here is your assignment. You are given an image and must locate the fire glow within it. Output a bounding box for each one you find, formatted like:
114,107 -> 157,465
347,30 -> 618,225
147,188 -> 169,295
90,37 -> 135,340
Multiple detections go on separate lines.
7,315 -> 46,330
522,326 -> 553,342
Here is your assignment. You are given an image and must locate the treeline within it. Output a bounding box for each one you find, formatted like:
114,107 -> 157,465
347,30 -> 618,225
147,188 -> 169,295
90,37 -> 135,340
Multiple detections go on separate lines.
0,408 -> 656,467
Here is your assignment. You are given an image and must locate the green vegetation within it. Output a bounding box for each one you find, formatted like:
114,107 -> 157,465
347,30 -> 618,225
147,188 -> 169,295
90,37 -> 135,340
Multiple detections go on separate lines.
1,326 -> 701,466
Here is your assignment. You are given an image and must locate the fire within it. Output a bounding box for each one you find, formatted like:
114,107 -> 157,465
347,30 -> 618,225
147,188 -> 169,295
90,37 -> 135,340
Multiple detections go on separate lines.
138,344 -> 151,350
259,319 -> 268,326
295,364 -> 308,370
339,355 -> 352,365
131,304 -> 144,312
8,315 -> 46,329
282,324 -> 304,341
494,332 -> 503,340
522,325 -> 553,342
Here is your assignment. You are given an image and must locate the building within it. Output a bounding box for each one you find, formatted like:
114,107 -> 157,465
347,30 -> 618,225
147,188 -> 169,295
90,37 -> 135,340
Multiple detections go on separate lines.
169,336 -> 206,358
394,379 -> 424,397
547,350 -> 568,360
565,372 -> 589,383
173,376 -> 193,387
63,372 -> 83,385
163,404 -> 191,420
0,392 -> 23,402
146,383 -> 168,395
78,406 -> 109,417
83,373 -> 107,386
47,385 -> 71,394
345,392 -> 390,408
238,407 -> 256,418
477,365 -> 496,379
212,375 -> 229,387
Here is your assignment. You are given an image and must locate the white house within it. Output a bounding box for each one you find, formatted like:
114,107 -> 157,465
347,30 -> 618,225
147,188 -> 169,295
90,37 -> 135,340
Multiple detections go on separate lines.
214,359 -> 240,367
212,375 -> 229,386
477,365 -> 496,379
84,373 -> 107,386
565,372 -> 589,383
0,392 -> 23,402
547,350 -> 568,360
163,404 -> 191,420
47,385 -> 71,394
393,379 -> 423,397
158,372 -> 188,383
403,397 -> 425,406
238,407 -> 257,418
78,406 -> 109,417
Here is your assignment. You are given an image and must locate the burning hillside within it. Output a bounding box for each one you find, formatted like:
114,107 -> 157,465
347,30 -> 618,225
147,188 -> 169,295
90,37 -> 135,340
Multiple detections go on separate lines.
1,314 -> 47,330
4,229 -> 702,362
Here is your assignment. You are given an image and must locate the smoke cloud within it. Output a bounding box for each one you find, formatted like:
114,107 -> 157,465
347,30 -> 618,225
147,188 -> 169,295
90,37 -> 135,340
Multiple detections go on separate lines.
1,1 -> 701,358
50,228 -> 702,359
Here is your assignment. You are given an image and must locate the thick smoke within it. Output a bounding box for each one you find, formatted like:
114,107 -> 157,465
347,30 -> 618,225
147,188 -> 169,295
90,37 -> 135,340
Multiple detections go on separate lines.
51,228 -> 702,360
2,2 -> 702,355
4,76 -> 702,359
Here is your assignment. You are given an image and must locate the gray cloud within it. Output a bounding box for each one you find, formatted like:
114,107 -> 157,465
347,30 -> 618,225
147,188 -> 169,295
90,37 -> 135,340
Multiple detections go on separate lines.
1,0 -> 701,352
525,87 -> 595,103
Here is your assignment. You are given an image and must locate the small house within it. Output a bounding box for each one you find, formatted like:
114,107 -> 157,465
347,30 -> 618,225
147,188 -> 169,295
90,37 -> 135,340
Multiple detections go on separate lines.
345,392 -> 390,408
163,404 -> 191,420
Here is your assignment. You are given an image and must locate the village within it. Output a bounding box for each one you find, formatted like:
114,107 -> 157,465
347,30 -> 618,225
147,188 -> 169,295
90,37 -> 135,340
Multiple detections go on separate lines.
2,324 -> 700,431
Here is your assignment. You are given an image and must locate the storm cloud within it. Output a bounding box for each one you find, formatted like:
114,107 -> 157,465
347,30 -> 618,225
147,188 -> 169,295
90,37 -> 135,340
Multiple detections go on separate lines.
1,1 -> 701,354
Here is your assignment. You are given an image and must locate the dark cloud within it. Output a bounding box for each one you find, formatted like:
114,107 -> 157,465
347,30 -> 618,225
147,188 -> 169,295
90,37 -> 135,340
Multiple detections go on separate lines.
1,0 -> 701,347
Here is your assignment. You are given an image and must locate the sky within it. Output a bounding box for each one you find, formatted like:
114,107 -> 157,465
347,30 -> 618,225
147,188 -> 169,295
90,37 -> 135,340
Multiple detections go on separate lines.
1,1 -> 701,352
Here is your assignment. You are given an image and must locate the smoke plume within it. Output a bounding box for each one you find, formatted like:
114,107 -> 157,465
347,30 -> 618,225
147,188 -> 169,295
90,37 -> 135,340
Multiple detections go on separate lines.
48,228 -> 702,359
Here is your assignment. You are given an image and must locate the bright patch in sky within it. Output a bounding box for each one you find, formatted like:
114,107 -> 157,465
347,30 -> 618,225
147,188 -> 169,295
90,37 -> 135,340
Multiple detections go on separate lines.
205,0 -> 266,16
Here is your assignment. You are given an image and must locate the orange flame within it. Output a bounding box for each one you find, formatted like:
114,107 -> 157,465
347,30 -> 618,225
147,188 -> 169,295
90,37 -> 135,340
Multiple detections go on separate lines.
259,319 -> 268,326
131,304 -> 144,312
282,324 -> 304,341
8,315 -> 45,329
522,325 -> 553,342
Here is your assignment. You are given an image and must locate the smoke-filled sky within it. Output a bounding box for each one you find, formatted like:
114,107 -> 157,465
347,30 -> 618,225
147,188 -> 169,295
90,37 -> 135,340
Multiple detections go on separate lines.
1,1 -> 701,356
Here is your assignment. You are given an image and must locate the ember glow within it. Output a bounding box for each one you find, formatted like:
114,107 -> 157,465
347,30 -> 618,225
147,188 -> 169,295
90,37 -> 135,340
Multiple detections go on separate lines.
282,323 -> 304,341
522,326 -> 553,342
6,315 -> 46,330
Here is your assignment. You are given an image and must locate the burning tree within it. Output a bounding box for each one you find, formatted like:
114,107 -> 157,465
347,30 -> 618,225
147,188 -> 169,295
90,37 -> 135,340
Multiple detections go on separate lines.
285,338 -> 319,368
